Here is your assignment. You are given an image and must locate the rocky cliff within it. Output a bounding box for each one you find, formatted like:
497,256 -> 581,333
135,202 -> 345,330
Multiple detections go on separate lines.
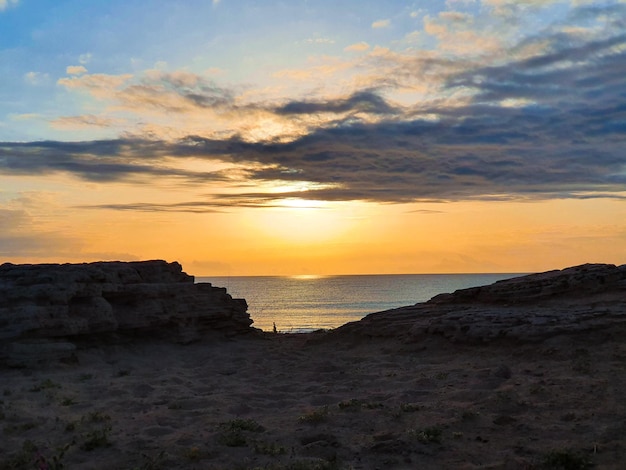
0,260 -> 252,365
334,263 -> 626,344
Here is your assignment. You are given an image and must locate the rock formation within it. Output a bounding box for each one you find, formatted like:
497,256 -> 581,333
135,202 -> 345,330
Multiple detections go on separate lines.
334,263 -> 626,344
0,260 -> 252,365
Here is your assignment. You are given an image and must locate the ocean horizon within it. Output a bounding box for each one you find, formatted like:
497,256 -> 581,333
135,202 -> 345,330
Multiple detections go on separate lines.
198,273 -> 527,332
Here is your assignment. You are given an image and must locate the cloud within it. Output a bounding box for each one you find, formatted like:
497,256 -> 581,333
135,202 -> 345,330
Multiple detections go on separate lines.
9,113 -> 41,121
372,19 -> 391,29
79,53 -> 92,64
57,73 -> 134,98
57,70 -> 233,114
50,115 -> 126,130
24,71 -> 50,85
2,2 -> 625,212
344,42 -> 370,52
66,65 -> 88,75
77,201 -> 227,213
274,90 -> 398,116
305,37 -> 335,45
3,5 -> 625,208
482,0 -> 559,19
0,0 -> 18,12
423,12 -> 503,56
0,139 -> 235,183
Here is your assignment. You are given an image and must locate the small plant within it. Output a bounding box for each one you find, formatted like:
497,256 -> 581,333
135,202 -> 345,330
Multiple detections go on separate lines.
30,379 -> 60,392
460,410 -> 479,421
529,384 -> 546,395
3,389 -> 11,396
362,401 -> 384,410
60,396 -> 77,406
410,426 -> 443,444
541,449 -> 592,469
400,403 -> 420,413
434,372 -> 449,380
217,428 -> 247,447
299,407 -> 329,424
117,369 -> 131,377
254,440 -> 287,456
35,442 -> 73,470
83,411 -> 111,423
183,446 -> 202,461
80,425 -> 112,451
217,419 -> 264,447
222,418 -> 264,432
338,399 -> 361,411
283,459 -> 339,470
572,349 -> 592,374
167,402 -> 183,410
0,440 -> 38,468
136,450 -> 167,470
78,373 -> 94,382
3,421 -> 38,435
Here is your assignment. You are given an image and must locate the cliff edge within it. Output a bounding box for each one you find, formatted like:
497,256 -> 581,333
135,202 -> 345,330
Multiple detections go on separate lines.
0,260 -> 252,365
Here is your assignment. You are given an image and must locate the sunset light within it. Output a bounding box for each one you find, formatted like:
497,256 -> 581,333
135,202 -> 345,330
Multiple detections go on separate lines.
1,0 -> 625,275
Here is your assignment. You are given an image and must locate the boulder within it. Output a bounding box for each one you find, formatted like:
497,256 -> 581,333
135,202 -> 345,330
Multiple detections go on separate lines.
0,260 -> 253,364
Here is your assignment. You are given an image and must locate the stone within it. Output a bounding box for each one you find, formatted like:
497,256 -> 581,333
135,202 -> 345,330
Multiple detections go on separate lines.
0,260 -> 254,364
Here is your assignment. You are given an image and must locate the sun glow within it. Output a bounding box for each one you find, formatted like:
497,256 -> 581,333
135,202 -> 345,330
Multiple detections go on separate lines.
290,274 -> 326,280
249,199 -> 363,246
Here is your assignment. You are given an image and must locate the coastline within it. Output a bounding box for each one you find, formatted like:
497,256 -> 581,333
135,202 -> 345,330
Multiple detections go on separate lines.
1,262 -> 625,468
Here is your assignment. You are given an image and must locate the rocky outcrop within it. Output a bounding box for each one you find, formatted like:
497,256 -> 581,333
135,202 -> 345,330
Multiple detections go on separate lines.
334,263 -> 626,344
0,260 -> 252,365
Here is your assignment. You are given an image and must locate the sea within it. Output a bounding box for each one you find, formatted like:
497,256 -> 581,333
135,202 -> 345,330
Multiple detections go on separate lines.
197,273 -> 526,333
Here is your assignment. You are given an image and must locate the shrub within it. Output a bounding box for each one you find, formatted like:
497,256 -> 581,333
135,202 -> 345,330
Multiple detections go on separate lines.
410,426 -> 442,444
299,407 -> 329,424
541,449 -> 592,470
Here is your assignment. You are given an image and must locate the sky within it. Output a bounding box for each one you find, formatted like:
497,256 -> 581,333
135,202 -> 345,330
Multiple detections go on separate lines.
1,0 -> 625,276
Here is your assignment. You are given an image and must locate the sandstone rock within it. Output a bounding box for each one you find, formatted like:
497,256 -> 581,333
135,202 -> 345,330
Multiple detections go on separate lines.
334,264 -> 626,344
0,260 -> 253,364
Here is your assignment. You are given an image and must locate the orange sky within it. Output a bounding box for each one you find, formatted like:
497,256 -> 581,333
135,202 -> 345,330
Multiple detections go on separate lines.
1,1 -> 625,275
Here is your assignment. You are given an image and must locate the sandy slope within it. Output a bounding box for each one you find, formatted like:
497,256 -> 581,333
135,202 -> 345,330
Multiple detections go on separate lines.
1,330 -> 625,469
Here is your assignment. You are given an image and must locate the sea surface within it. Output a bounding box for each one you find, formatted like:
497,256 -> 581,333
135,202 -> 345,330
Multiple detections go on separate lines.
197,273 -> 526,332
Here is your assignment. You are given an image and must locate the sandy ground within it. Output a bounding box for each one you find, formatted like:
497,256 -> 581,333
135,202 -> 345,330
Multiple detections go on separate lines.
1,331 -> 625,469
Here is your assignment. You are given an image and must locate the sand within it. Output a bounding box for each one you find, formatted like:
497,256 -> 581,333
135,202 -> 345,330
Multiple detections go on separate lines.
1,331 -> 625,469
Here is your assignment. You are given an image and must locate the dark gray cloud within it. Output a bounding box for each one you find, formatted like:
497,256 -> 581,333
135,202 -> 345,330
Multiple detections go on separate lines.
74,199 -> 316,212
0,140 -> 231,182
274,90 -> 398,115
118,72 -> 235,113
1,3 -> 625,209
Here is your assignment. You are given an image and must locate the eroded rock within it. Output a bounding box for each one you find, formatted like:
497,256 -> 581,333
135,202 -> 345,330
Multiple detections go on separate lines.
334,263 -> 626,344
0,260 -> 253,364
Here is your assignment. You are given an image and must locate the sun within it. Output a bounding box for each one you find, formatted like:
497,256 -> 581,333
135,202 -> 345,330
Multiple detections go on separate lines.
251,198 -> 357,246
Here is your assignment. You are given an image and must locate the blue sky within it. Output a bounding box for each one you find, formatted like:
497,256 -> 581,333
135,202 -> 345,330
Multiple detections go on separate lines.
1,0 -> 625,274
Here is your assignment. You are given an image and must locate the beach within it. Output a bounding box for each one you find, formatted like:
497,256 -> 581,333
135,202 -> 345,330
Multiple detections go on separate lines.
2,329 -> 625,469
